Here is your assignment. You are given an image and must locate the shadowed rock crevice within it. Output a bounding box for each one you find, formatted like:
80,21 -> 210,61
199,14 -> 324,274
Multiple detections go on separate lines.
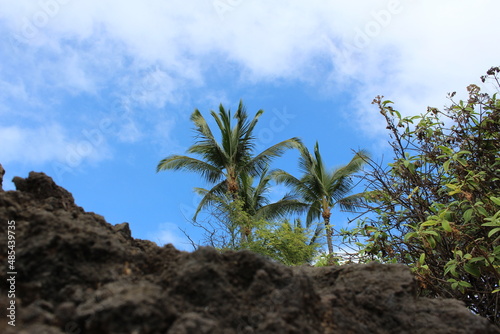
0,164 -> 5,191
0,170 -> 498,333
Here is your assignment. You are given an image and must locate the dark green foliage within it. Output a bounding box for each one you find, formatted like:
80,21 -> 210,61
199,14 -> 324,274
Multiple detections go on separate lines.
191,196 -> 319,265
244,219 -> 319,266
349,67 -> 500,325
227,199 -> 319,265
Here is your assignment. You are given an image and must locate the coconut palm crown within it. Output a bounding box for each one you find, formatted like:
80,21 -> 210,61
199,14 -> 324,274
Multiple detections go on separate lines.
271,141 -> 370,254
157,100 -> 303,220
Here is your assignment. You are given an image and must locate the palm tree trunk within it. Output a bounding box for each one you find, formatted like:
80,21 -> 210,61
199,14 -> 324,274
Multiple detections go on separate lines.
323,214 -> 334,255
227,168 -> 239,196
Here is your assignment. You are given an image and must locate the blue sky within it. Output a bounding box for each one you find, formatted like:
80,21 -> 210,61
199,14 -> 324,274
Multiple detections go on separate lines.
1,0 -> 499,252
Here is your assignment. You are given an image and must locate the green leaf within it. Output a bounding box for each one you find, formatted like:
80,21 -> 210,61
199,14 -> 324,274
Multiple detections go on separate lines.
445,264 -> 457,277
464,263 -> 480,277
470,256 -> 485,263
419,253 -> 426,265
458,281 -> 472,288
456,157 -> 468,167
463,209 -> 473,222
438,145 -> 453,155
488,228 -> 500,238
422,220 -> 438,227
482,221 -> 500,227
490,196 -> 500,206
423,230 -> 439,237
443,160 -> 451,173
477,206 -> 489,217
404,232 -> 417,242
426,235 -> 436,248
446,183 -> 462,196
441,220 -> 452,232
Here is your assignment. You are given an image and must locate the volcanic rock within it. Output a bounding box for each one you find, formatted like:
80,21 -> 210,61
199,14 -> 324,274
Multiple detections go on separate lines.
0,170 -> 498,333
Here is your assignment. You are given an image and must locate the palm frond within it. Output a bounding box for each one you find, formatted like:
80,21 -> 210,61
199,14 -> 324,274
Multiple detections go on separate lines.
248,137 -> 302,176
270,169 -> 303,192
190,109 -> 216,142
336,192 -> 367,212
255,198 -> 309,221
212,105 -> 233,157
297,143 -> 314,175
192,180 -> 228,220
156,155 -> 222,183
240,100 -> 264,146
308,223 -> 323,246
326,175 -> 352,201
305,200 -> 322,227
188,109 -> 227,167
332,149 -> 370,180
253,166 -> 272,198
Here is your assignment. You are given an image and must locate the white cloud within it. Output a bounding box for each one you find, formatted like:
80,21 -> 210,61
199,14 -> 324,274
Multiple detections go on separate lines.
150,222 -> 192,251
0,123 -> 111,168
267,183 -> 292,204
0,0 -> 498,152
316,0 -> 500,137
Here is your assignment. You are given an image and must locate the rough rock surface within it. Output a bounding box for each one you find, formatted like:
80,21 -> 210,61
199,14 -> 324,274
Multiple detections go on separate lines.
0,171 -> 498,334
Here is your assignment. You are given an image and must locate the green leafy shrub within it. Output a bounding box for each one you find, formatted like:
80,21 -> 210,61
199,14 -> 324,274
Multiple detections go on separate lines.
243,218 -> 319,266
350,67 -> 500,324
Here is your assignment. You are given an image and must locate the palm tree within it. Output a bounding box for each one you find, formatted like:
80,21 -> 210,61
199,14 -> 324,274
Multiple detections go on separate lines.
157,100 -> 302,222
271,141 -> 369,255
194,167 -> 308,235
194,168 -> 317,260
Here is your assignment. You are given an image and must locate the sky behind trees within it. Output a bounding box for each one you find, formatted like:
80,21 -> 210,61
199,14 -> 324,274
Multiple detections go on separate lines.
1,0 -> 499,250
